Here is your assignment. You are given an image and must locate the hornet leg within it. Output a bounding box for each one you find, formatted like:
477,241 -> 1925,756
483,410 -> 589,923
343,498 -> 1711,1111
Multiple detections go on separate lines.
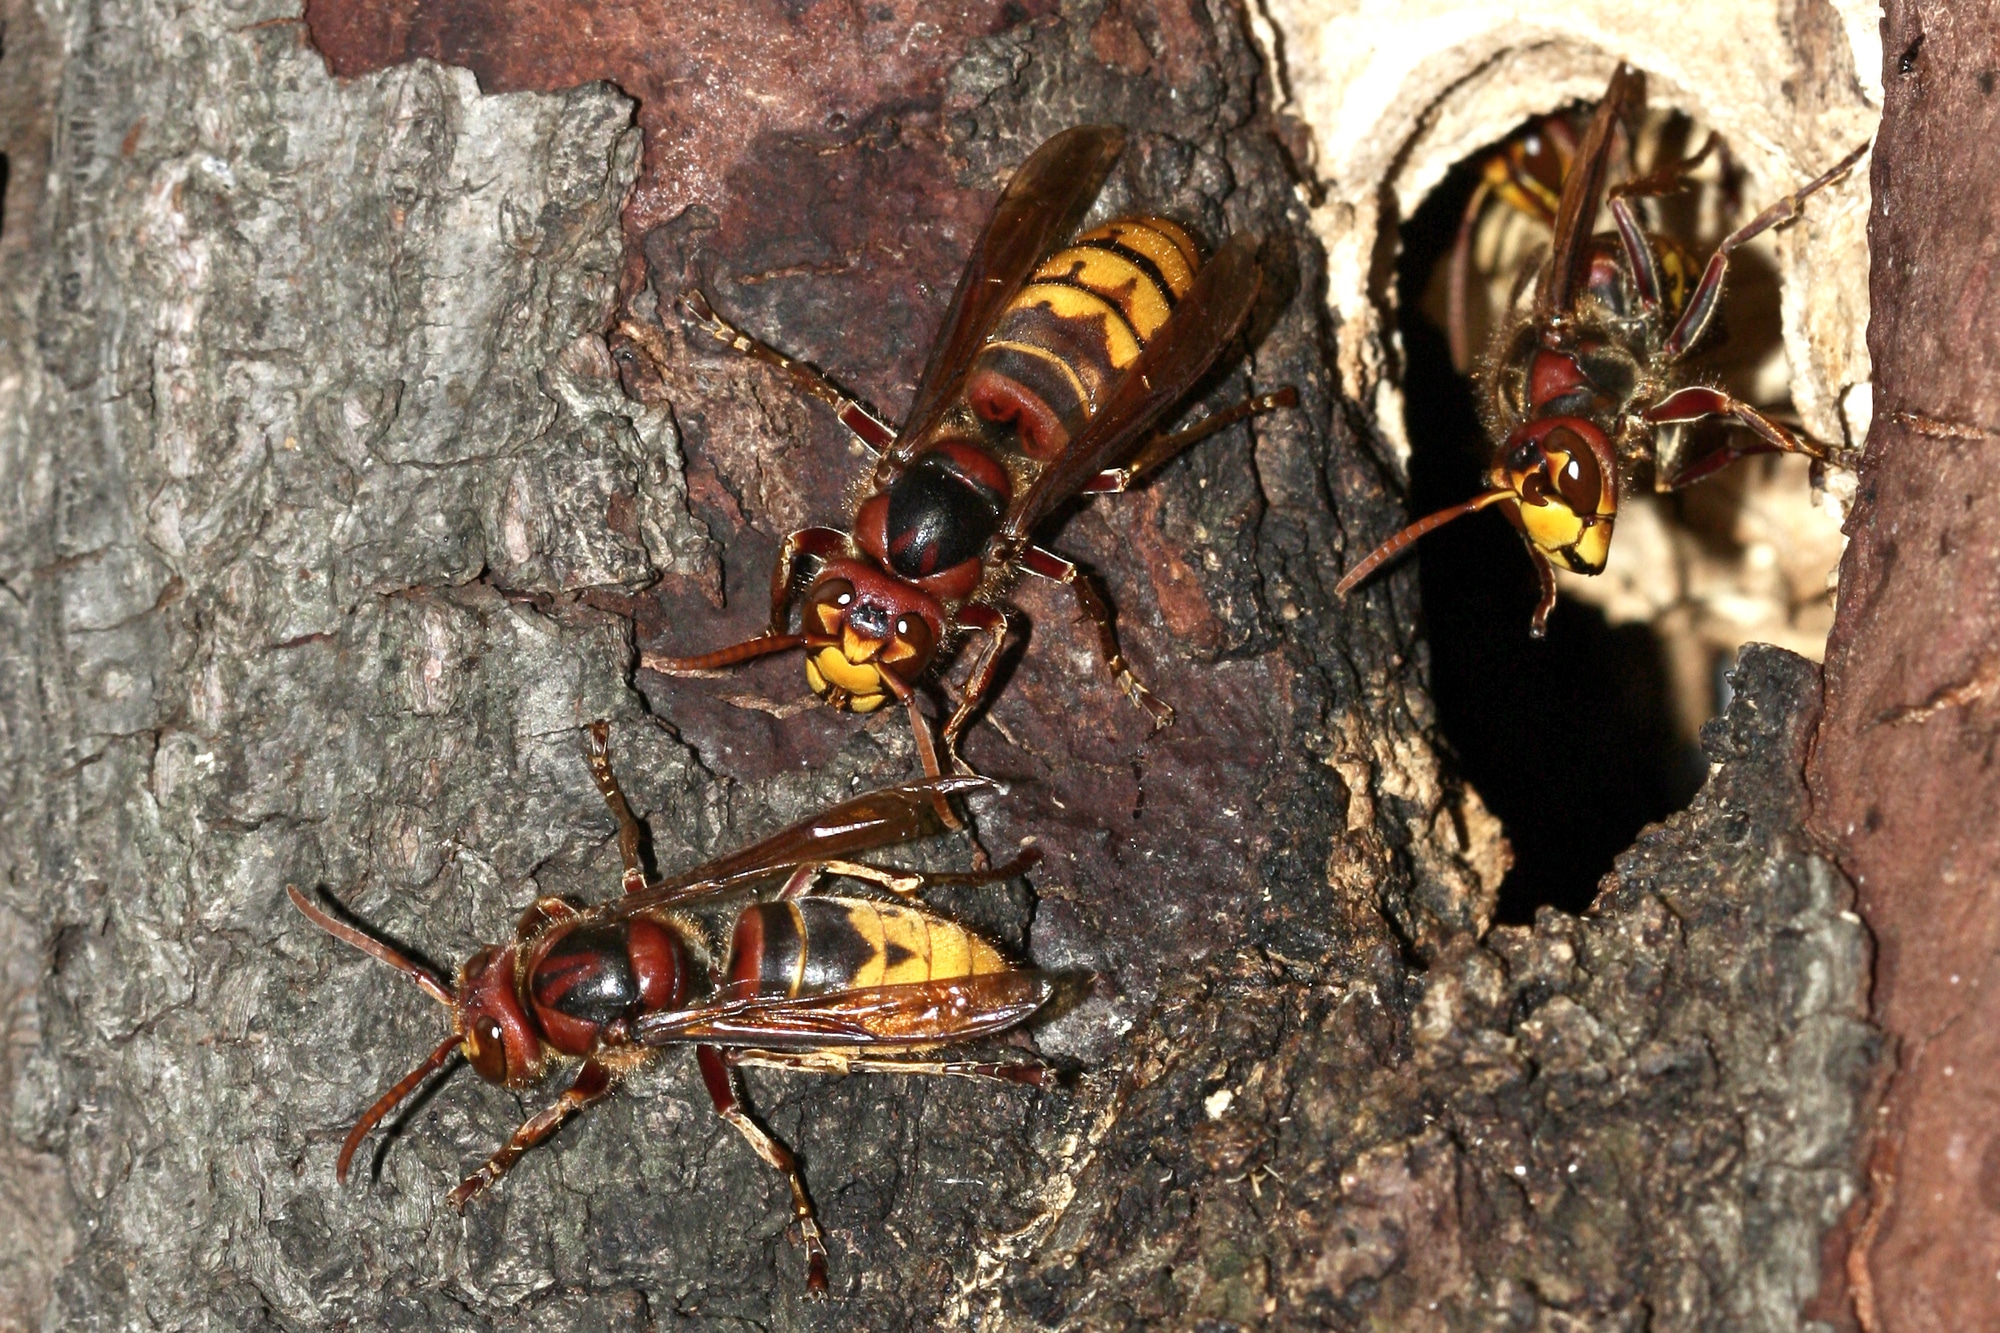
1020,549 -> 1172,728
679,290 -> 898,452
937,603 -> 1012,773
641,527 -> 848,674
584,722 -> 649,895
1645,385 -> 1829,488
1527,542 -> 1558,641
447,1060 -> 617,1211
698,1044 -> 831,1297
1082,388 -> 1298,494
1662,142 -> 1869,360
731,1048 -> 1054,1087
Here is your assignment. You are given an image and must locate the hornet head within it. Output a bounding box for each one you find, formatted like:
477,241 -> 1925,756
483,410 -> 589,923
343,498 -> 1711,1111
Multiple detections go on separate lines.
1492,415 -> 1619,575
798,558 -> 947,714
287,886 -> 545,1187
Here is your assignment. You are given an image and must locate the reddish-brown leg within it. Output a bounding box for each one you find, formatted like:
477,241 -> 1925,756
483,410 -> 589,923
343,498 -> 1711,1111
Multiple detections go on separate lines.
584,722 -> 649,895
697,1044 -> 830,1296
772,844 -> 1041,900
773,864 -> 821,900
856,675 -> 972,847
1081,388 -> 1298,494
730,1047 -> 1054,1086
1607,195 -> 1670,313
877,674 -> 950,782
1527,543 -> 1558,640
1018,549 -> 1172,727
1644,384 -> 1827,488
1604,135 -> 1719,312
1446,178 -> 1495,372
1612,131 -> 1720,202
512,895 -> 583,944
680,290 -> 898,452
761,527 -> 851,639
1662,141 -> 1869,361
641,526 -> 847,674
447,1059 -> 617,1211
938,602 -> 1012,769
774,860 -> 921,899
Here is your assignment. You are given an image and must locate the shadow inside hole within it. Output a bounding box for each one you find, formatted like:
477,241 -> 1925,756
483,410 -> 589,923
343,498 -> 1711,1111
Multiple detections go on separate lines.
1397,146 -> 1705,923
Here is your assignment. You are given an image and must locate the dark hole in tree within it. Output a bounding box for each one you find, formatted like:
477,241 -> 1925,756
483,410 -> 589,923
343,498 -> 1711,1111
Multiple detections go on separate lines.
0,153 -> 9,241
1394,139 -> 1706,922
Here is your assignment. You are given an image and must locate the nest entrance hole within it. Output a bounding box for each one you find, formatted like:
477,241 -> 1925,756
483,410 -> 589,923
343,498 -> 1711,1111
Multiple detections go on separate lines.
1392,109 -> 1835,920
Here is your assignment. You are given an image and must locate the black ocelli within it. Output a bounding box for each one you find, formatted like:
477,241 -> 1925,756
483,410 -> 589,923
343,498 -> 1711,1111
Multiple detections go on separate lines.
847,598 -> 893,639
1395,148 -> 1703,922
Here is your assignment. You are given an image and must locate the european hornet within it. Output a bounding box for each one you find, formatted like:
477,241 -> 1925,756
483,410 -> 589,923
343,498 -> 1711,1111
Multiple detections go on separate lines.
637,125 -> 1293,777
290,723 -> 1050,1294
1340,63 -> 1868,635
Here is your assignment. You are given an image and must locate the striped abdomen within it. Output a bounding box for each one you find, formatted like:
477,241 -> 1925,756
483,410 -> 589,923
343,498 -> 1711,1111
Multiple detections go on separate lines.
725,897 -> 1010,999
965,216 -> 1199,458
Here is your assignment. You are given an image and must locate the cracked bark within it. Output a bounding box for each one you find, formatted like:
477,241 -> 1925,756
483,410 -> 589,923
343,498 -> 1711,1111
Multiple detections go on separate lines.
0,1 -> 1896,1329
1806,1 -> 2000,1328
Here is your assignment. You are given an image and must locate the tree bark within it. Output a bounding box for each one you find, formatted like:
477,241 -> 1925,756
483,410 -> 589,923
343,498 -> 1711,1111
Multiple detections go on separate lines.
1806,1 -> 2000,1328
0,1 -> 1891,1329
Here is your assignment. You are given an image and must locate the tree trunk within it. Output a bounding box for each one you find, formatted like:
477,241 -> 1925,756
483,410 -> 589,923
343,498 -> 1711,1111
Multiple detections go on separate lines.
0,0 -> 1946,1328
1807,1 -> 2000,1327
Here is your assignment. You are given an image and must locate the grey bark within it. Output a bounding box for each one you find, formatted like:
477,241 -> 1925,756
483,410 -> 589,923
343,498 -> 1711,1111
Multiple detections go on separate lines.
0,1 -> 1876,1329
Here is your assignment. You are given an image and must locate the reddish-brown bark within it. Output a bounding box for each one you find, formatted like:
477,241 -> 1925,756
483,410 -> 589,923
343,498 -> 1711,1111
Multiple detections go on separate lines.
304,0 -> 1056,271
1808,1 -> 2000,1328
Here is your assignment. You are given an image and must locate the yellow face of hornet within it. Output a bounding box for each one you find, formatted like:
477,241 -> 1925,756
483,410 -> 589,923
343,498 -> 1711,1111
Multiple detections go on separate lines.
805,646 -> 895,713
1496,422 -> 1617,574
799,566 -> 941,714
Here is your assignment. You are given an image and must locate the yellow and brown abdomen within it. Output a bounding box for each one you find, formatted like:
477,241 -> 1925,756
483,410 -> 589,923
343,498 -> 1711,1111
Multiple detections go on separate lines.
965,216 -> 1200,458
724,896 -> 1011,999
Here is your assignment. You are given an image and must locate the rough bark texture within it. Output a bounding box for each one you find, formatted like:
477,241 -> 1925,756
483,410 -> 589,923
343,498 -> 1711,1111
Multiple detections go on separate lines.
1805,0 -> 2000,1328
0,1 -> 1877,1329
